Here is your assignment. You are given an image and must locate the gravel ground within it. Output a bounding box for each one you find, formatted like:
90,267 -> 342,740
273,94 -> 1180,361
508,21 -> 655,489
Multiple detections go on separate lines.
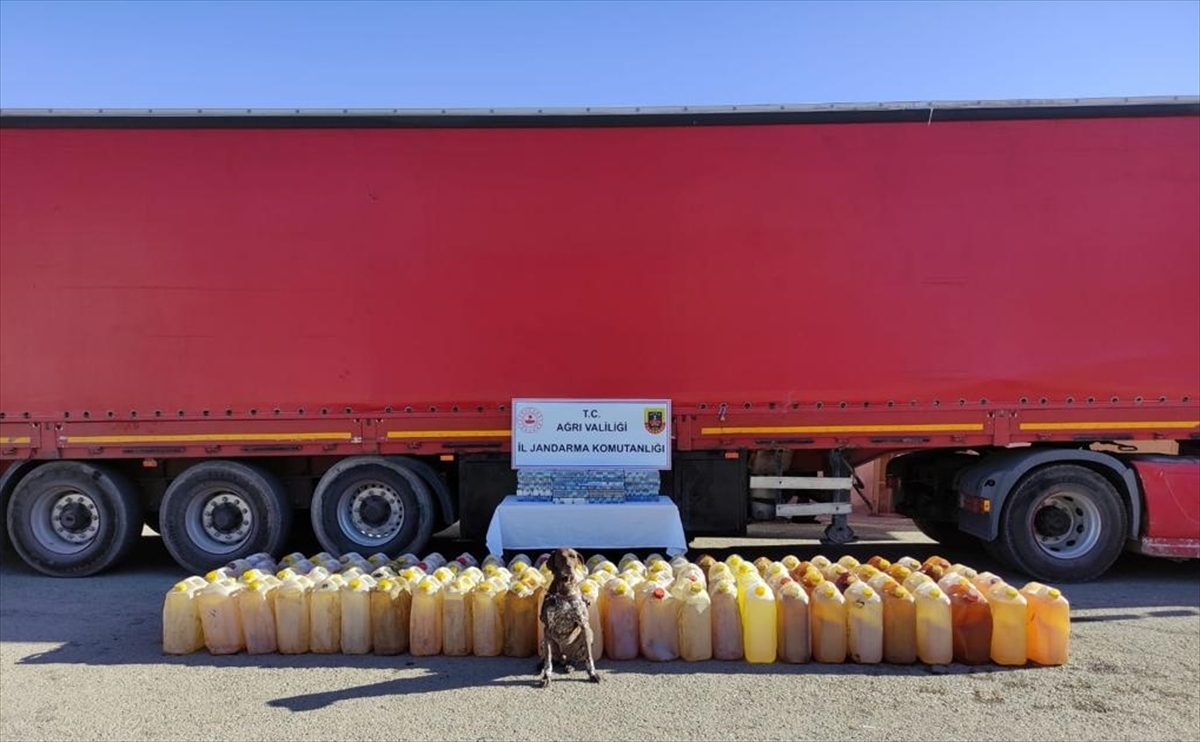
1,517 -> 1198,742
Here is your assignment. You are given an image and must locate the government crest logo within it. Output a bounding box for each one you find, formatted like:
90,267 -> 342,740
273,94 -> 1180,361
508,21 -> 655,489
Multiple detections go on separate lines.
517,406 -> 544,434
644,407 -> 666,434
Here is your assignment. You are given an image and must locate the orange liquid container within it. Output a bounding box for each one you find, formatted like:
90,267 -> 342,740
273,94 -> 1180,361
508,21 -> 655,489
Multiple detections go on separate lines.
885,564 -> 913,584
903,571 -> 934,595
309,577 -> 344,654
946,576 -> 992,665
971,571 -> 1006,596
987,583 -> 1028,666
442,576 -> 474,657
603,578 -> 641,661
882,583 -> 917,664
709,579 -> 744,661
795,568 -> 826,600
853,564 -> 881,585
695,554 -> 718,574
808,554 -> 833,573
162,576 -> 208,655
866,555 -> 892,571
921,555 -> 951,574
868,572 -> 899,594
913,582 -> 953,665
776,581 -> 810,664
580,579 -> 605,660
502,581 -> 538,658
810,581 -> 847,664
341,575 -> 375,655
410,576 -> 445,657
945,563 -> 978,581
753,556 -> 774,578
238,577 -> 281,655
470,578 -> 505,657
895,556 -> 922,572
1023,583 -> 1070,666
640,586 -> 680,661
197,579 -> 245,655
742,582 -> 777,664
678,581 -> 713,662
274,575 -> 314,654
845,582 -> 883,664
371,577 -> 410,656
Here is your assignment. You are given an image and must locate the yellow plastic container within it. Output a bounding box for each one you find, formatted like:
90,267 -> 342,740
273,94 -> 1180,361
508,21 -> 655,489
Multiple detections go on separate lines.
274,575 -> 313,654
309,578 -> 344,654
780,554 -> 802,572
580,579 -> 605,660
971,571 -> 1006,596
810,581 -> 847,664
678,581 -> 713,662
197,578 -> 245,655
1023,583 -> 1070,666
410,576 -> 445,657
707,561 -> 734,586
442,576 -> 474,657
914,582 -> 953,665
340,575 -> 375,655
710,578 -> 744,661
602,578 -> 640,661
895,556 -> 923,572
776,581 -> 810,664
741,582 -> 777,664
162,576 -> 208,655
640,585 -> 680,661
845,582 -> 883,664
882,583 -> 917,664
987,583 -> 1028,666
370,577 -> 410,655
470,578 -> 505,657
946,575 -> 992,665
238,577 -> 280,655
503,581 -> 538,658
903,571 -> 934,595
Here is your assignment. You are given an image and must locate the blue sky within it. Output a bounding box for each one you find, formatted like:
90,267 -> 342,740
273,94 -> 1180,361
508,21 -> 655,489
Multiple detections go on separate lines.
0,0 -> 1197,109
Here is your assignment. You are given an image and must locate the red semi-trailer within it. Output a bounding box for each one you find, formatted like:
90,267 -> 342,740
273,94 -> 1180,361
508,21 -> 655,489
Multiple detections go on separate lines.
1,98 -> 1197,581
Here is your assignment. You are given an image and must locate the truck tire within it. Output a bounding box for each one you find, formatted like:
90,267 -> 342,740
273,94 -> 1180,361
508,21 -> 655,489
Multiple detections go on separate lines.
158,461 -> 293,575
6,462 -> 143,577
993,464 -> 1127,583
310,457 -> 435,558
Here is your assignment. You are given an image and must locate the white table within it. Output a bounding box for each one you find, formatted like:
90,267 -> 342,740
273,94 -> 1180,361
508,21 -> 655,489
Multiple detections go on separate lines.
485,496 -> 689,557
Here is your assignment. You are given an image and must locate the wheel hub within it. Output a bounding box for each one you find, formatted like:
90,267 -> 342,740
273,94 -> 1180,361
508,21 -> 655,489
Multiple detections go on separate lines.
202,493 -> 252,544
1031,490 -> 1101,558
51,494 -> 99,544
349,483 -> 403,539
1034,505 -> 1072,539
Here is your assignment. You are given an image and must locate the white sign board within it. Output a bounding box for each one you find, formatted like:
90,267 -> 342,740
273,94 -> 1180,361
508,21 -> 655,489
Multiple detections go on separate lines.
512,398 -> 671,470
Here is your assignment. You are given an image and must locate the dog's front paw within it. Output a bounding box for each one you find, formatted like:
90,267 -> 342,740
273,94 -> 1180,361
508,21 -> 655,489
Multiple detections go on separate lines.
537,674 -> 551,688
588,672 -> 601,683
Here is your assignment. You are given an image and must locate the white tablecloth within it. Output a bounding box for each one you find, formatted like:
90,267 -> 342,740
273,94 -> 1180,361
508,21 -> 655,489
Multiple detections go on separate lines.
485,496 -> 689,557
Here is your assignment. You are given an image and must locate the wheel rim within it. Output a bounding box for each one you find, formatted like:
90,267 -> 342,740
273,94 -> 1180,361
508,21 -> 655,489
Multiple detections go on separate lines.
1028,487 -> 1103,559
184,488 -> 253,555
29,486 -> 101,554
337,480 -> 405,547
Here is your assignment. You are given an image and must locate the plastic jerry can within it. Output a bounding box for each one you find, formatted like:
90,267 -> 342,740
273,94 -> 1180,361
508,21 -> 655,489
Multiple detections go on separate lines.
442,576 -> 474,657
810,581 -> 847,664
946,576 -> 992,665
309,578 -> 344,654
502,581 -> 538,658
1023,583 -> 1070,666
371,577 -> 410,655
677,581 -> 713,662
882,583 -> 918,664
639,586 -> 680,661
781,554 -> 802,572
741,582 -> 777,663
580,579 -> 605,660
845,582 -> 883,664
776,581 -> 811,664
602,578 -> 640,661
987,583 -> 1028,666
895,556 -> 923,572
903,571 -> 934,595
410,576 -> 445,657
162,576 -> 208,655
913,582 -> 953,665
470,578 -> 505,657
866,555 -> 892,571
971,571 -> 1006,596
197,578 -> 245,655
238,577 -> 281,655
340,575 -> 375,655
709,578 -> 744,661
274,576 -> 314,654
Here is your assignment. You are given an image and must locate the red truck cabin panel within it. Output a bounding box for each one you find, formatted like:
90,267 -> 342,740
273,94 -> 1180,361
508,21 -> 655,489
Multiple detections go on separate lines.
1131,456 -> 1200,557
1,108 -> 1198,420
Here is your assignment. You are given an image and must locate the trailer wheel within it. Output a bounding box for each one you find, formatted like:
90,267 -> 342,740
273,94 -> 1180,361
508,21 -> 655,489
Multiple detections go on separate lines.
993,464 -> 1127,583
158,461 -> 293,575
6,462 -> 143,577
310,457 -> 435,558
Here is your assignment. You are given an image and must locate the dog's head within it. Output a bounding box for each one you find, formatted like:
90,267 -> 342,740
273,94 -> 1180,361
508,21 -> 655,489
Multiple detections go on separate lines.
546,547 -> 586,589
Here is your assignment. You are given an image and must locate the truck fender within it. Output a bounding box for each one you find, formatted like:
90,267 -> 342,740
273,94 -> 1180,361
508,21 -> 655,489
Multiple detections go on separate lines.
956,448 -> 1140,542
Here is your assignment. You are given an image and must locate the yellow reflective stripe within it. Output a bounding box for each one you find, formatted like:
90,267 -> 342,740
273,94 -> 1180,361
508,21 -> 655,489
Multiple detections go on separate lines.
64,432 -> 353,444
700,423 -> 985,435
386,430 -> 511,439
1020,420 -> 1200,431
1,436 -> 32,444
